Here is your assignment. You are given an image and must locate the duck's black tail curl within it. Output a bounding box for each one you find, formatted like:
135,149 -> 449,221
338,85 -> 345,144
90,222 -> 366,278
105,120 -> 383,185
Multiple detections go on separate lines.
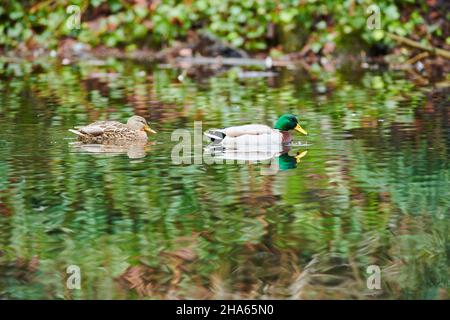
204,129 -> 226,142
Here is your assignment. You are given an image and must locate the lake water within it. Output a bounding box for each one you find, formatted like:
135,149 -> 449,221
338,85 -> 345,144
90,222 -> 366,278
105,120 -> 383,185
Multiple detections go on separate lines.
0,58 -> 448,299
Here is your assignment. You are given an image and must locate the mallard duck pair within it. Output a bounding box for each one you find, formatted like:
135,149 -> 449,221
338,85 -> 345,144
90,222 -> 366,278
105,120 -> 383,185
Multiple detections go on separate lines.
69,114 -> 307,146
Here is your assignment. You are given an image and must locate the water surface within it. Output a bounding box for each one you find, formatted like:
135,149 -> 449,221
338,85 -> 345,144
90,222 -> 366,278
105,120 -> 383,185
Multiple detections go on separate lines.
0,59 -> 448,299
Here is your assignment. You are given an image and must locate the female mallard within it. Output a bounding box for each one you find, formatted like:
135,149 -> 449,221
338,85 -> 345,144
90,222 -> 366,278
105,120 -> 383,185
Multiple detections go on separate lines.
69,115 -> 156,144
204,114 -> 307,149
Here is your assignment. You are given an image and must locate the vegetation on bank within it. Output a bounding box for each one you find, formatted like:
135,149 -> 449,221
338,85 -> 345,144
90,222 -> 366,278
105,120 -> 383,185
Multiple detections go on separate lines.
1,0 -> 449,56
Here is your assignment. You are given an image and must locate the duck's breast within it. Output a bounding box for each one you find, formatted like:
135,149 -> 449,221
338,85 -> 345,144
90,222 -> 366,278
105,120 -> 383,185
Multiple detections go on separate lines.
136,130 -> 149,141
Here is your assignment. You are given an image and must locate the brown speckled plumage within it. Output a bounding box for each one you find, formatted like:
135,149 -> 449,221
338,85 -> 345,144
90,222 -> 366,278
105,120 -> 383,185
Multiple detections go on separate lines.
69,115 -> 156,144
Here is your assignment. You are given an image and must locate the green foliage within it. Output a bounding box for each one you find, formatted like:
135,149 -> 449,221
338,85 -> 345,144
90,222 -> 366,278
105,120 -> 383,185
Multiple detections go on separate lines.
0,1 -> 446,53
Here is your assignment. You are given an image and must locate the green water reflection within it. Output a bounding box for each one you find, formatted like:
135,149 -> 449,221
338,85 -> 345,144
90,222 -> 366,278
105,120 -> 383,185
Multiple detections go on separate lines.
0,59 -> 448,299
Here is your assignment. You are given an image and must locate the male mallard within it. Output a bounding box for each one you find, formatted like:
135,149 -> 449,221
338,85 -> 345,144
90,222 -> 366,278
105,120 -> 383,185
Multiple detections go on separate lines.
69,115 -> 156,144
204,114 -> 307,149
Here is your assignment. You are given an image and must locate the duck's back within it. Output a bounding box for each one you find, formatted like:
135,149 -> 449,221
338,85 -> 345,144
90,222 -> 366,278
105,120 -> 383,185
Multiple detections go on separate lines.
75,121 -> 145,144
223,124 -> 273,137
78,121 -> 124,134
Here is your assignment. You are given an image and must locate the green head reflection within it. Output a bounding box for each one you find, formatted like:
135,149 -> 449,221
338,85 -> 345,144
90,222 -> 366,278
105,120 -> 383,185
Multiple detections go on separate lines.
278,150 -> 308,171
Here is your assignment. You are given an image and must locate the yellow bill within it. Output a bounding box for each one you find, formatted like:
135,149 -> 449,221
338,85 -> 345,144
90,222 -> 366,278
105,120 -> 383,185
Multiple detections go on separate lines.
144,125 -> 157,134
295,124 -> 307,135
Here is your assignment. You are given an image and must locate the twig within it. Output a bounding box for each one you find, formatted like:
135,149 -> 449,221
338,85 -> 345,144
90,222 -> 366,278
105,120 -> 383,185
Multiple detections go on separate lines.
386,32 -> 450,60
406,51 -> 429,65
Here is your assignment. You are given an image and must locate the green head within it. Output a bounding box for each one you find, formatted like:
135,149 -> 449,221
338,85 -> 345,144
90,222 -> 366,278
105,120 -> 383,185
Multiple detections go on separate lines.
274,114 -> 307,134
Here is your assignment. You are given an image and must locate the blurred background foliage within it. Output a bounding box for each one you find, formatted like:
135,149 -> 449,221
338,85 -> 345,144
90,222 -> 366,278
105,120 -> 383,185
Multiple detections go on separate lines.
0,0 -> 448,54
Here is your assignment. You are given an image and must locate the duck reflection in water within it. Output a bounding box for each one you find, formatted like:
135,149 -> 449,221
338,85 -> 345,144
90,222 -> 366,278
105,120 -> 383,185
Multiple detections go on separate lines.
204,144 -> 308,174
69,141 -> 154,159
